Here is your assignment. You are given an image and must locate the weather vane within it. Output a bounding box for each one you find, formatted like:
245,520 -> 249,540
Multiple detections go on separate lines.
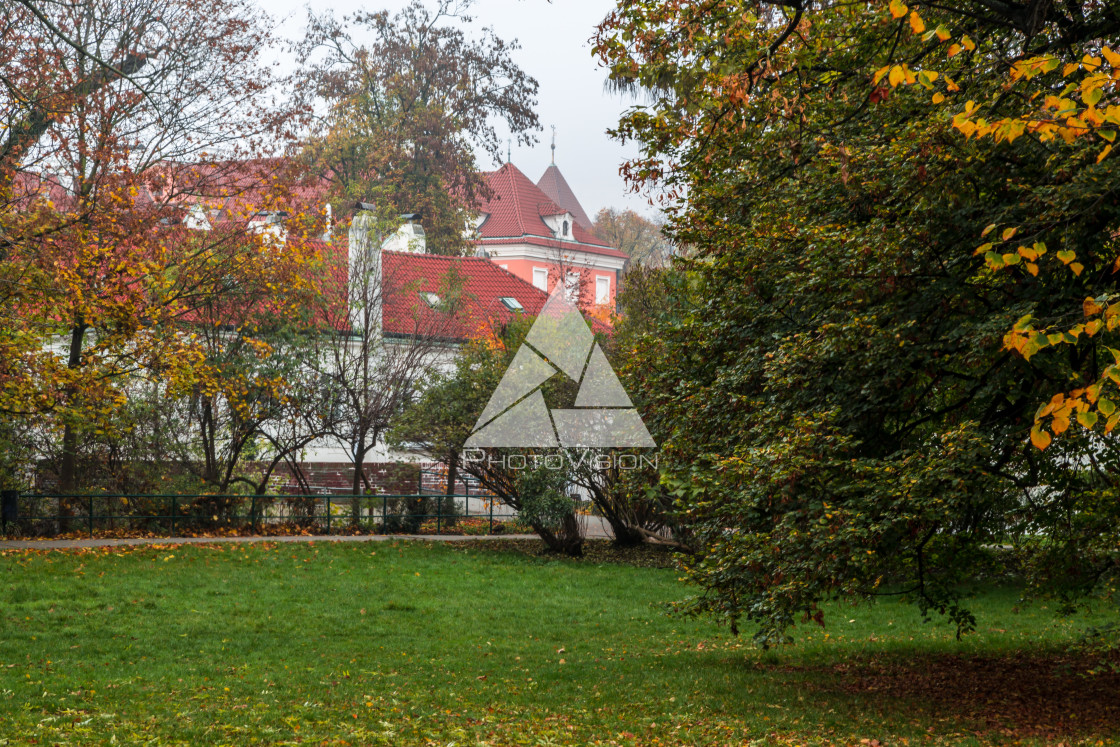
551,125 -> 556,164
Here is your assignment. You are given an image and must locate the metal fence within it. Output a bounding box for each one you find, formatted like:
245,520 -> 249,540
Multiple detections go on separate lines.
0,490 -> 519,538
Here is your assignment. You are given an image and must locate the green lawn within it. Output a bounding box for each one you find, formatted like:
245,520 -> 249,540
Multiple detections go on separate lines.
0,540 -> 1117,746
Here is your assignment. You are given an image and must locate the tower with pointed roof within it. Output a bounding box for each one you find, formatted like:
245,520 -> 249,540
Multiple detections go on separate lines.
473,162 -> 625,308
537,163 -> 595,231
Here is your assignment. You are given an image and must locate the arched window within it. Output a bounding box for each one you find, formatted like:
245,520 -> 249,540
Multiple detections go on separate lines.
562,220 -> 569,237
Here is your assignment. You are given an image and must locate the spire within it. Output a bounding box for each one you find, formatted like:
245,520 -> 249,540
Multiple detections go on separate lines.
550,125 -> 556,164
507,138 -> 511,164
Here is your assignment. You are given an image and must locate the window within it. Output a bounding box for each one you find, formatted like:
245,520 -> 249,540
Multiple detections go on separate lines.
532,268 -> 548,291
499,296 -> 523,311
595,276 -> 611,305
564,272 -> 580,304
562,220 -> 569,237
498,264 -> 508,270
420,291 -> 441,308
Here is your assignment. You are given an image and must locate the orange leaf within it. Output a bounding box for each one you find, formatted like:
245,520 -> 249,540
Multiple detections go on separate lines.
1030,426 -> 1051,450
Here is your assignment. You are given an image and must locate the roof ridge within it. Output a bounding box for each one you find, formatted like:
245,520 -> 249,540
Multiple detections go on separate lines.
507,163 -> 526,236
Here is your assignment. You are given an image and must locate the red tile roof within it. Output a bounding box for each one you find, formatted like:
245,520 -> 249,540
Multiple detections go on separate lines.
537,164 -> 595,230
380,251 -> 550,340
315,238 -> 550,341
477,164 -> 626,259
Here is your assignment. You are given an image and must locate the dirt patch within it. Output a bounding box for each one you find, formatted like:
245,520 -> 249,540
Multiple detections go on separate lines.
800,651 -> 1120,740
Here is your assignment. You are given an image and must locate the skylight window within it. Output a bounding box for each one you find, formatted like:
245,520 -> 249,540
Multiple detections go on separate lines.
499,296 -> 523,311
420,292 -> 441,308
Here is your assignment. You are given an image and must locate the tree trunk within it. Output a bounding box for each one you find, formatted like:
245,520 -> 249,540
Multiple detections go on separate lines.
57,323 -> 86,533
606,517 -> 646,547
532,513 -> 583,557
444,452 -> 458,496
57,322 -> 87,493
351,435 -> 367,525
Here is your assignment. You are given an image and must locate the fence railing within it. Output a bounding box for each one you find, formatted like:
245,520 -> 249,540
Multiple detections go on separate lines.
0,491 -> 520,539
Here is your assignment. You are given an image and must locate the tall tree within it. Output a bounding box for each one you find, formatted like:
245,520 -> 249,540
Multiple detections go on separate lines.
596,0 -> 1120,644
313,209 -> 460,503
295,0 -> 540,255
0,0 -> 309,492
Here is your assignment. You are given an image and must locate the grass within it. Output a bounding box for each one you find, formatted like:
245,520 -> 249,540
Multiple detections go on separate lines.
0,539 -> 1117,746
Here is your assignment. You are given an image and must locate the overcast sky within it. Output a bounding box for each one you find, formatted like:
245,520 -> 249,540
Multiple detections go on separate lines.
261,0 -> 657,221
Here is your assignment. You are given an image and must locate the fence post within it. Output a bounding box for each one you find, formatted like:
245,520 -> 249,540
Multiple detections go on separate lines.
382,494 -> 387,528
436,495 -> 441,535
250,495 -> 258,533
489,496 -> 494,535
171,496 -> 177,535
325,496 -> 331,534
88,495 -> 94,537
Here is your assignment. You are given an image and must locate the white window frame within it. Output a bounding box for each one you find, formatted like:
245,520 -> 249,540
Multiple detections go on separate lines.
595,276 -> 611,305
564,272 -> 580,304
532,267 -> 548,291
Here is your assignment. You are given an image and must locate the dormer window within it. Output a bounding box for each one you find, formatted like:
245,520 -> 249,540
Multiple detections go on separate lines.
499,297 -> 523,311
541,211 -> 573,238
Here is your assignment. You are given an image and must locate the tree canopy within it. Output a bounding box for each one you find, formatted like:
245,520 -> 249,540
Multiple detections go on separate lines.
596,0 -> 1120,644
296,0 -> 540,255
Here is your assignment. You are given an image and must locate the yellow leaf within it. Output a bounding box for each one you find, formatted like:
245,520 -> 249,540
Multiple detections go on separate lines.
1001,226 -> 1018,241
932,92 -> 945,104
935,25 -> 951,42
1104,47 -> 1120,69
1098,144 -> 1113,163
1084,297 -> 1104,316
1053,416 -> 1071,435
909,11 -> 925,33
947,43 -> 962,57
1026,262 -> 1039,276
1063,62 -> 1079,77
1086,318 -> 1104,336
1056,249 -> 1077,264
961,35 -> 976,51
890,0 -> 908,19
1071,262 -> 1085,276
873,66 -> 891,85
1030,426 -> 1051,450
888,65 -> 906,87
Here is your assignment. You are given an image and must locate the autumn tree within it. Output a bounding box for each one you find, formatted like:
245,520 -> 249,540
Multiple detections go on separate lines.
165,238 -> 325,497
596,0 -> 1120,643
593,207 -> 674,266
312,209 -> 461,507
0,0 -> 312,493
295,0 -> 540,255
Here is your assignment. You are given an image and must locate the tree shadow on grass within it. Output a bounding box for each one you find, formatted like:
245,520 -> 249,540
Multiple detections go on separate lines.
788,650 -> 1120,741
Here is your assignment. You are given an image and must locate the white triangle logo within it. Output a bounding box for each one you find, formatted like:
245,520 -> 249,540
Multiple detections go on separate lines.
464,286 -> 656,448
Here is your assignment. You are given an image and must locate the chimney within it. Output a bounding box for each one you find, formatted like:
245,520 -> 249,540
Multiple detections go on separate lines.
348,203 -> 382,335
